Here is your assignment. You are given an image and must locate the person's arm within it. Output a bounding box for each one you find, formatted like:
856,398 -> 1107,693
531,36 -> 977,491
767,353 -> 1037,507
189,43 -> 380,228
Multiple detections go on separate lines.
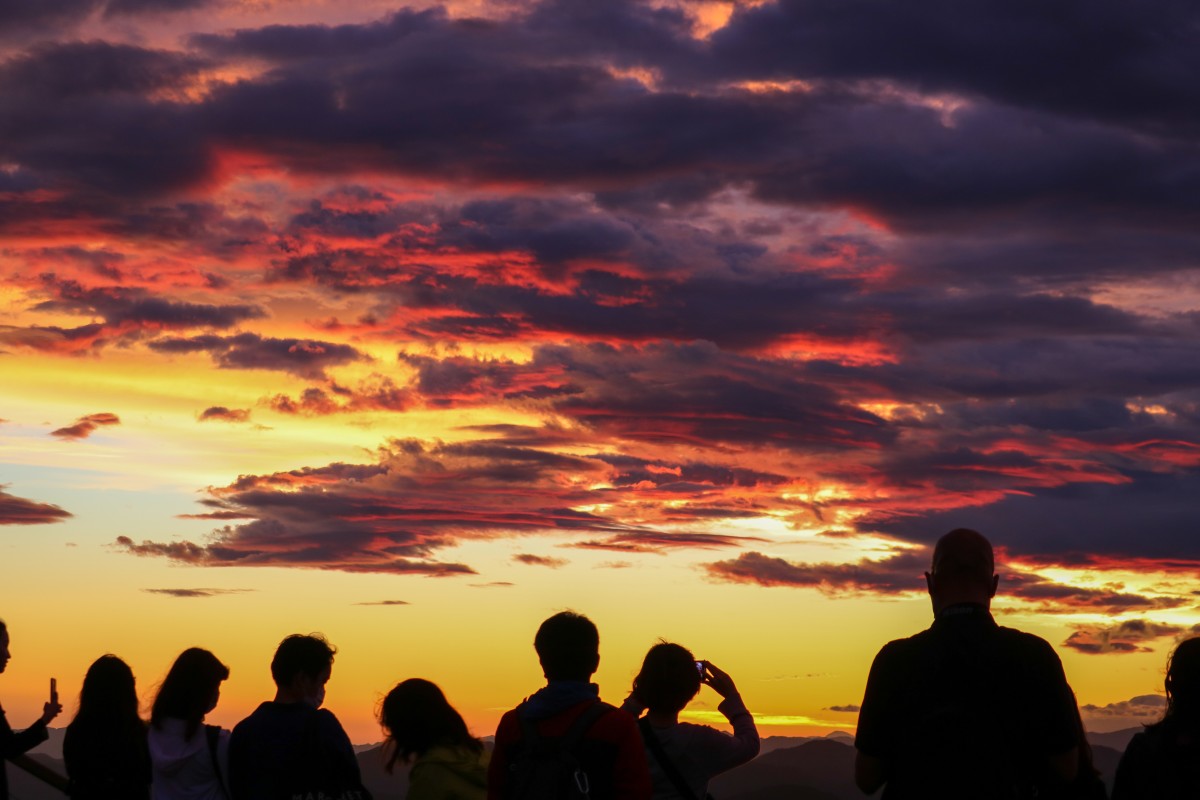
0,706 -> 51,758
853,645 -> 896,795
690,663 -> 759,773
486,712 -> 516,800
1029,639 -> 1080,785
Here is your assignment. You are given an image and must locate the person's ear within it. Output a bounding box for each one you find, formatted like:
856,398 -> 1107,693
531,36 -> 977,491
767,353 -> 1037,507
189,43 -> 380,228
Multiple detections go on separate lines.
989,573 -> 999,598
924,571 -> 933,594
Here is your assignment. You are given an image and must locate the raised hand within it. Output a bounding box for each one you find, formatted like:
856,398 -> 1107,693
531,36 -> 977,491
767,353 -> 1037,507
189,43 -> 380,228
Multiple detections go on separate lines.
701,661 -> 738,698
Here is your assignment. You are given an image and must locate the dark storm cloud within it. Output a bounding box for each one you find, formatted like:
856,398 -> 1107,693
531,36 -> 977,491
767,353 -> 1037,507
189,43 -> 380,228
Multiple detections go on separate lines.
148,333 -> 367,378
1,41 -> 207,99
708,0 -> 1200,132
403,341 -> 892,451
189,8 -> 448,60
34,277 -> 264,329
0,0 -> 102,35
0,486 -> 72,524
1,277 -> 266,354
103,0 -> 213,16
867,470 -> 1200,562
704,550 -> 928,594
50,412 -> 120,440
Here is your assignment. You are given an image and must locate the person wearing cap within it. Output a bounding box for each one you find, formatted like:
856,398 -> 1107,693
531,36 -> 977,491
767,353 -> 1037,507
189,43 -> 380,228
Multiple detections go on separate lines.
852,529 -> 1081,799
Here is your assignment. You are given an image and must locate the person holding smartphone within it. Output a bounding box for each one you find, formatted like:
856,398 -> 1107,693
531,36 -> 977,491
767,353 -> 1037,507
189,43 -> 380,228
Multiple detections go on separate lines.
622,642 -> 759,800
0,618 -> 63,800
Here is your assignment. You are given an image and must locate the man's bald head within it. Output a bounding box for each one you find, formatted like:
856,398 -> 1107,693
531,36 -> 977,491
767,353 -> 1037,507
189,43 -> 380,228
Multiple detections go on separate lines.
926,528 -> 998,611
931,528 -> 994,580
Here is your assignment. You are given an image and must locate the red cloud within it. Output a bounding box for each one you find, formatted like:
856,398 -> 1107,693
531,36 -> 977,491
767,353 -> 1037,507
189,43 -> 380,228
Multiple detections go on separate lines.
0,487 -> 73,525
198,406 -> 251,423
51,412 -> 120,440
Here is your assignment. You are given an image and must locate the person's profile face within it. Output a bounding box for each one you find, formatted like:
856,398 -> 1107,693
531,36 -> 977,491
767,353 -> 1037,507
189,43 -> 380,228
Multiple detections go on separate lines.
300,665 -> 332,708
0,631 -> 9,673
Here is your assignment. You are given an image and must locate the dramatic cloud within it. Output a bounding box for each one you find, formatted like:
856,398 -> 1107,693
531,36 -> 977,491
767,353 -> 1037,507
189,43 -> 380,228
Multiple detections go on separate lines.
0,0 -> 1197,617
354,599 -> 410,606
0,486 -> 72,524
51,412 -> 120,440
149,334 -> 367,379
826,704 -> 860,713
704,550 -> 928,595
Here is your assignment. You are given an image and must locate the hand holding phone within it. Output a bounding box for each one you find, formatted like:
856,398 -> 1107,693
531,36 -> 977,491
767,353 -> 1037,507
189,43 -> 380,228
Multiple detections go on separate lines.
40,676 -> 63,725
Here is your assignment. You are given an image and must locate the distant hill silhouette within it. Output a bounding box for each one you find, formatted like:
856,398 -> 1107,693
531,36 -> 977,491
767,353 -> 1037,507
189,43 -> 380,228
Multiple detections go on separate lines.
8,726 -> 1136,800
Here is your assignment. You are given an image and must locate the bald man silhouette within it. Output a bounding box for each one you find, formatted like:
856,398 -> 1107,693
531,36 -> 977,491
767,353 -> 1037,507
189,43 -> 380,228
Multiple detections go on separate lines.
853,529 -> 1081,799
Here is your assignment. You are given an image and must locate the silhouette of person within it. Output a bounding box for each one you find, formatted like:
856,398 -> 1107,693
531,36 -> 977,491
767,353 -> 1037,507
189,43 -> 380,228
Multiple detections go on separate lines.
621,642 -> 759,800
1111,636 -> 1200,799
854,528 -> 1081,799
227,633 -> 370,800
148,648 -> 231,800
487,610 -> 651,800
64,654 -> 150,799
379,678 -> 488,800
0,618 -> 62,800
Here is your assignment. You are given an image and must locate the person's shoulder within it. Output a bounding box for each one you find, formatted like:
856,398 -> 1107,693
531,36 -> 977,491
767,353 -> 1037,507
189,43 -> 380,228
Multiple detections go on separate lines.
993,625 -> 1061,659
873,630 -> 929,660
587,701 -> 640,740
314,707 -> 351,735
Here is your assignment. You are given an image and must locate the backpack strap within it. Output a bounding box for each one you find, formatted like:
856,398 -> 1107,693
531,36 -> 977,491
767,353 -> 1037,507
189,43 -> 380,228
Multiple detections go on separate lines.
515,700 -> 613,798
637,717 -> 700,800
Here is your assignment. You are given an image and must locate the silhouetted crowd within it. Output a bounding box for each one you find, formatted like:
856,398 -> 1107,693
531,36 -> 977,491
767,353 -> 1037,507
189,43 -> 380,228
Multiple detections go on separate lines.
1,529 -> 1198,800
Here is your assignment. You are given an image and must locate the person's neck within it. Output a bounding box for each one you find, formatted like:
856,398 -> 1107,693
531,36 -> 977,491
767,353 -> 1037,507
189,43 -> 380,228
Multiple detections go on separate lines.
273,688 -> 306,704
645,709 -> 679,727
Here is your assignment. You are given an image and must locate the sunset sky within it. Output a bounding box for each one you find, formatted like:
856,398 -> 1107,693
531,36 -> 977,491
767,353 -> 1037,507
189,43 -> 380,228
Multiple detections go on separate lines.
2,0 -> 1200,746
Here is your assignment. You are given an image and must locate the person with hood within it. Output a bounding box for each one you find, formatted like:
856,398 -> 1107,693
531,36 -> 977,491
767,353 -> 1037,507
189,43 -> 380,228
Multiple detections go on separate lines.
379,678 -> 487,800
487,611 -> 651,800
148,648 -> 230,800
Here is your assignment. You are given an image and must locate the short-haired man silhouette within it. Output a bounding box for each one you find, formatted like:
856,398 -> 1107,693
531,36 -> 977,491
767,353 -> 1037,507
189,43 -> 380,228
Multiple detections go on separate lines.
488,611 -> 651,799
228,634 -> 370,800
854,529 -> 1080,799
